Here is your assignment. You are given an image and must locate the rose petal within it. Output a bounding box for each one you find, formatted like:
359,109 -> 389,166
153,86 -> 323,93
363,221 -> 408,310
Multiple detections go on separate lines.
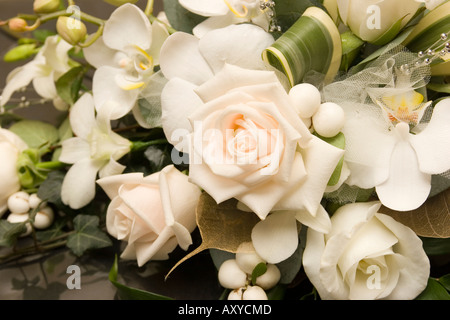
376,140 -> 431,211
97,172 -> 144,200
251,210 -> 299,264
102,3 -> 152,51
295,205 -> 331,234
410,98 -> 450,174
159,32 -> 214,85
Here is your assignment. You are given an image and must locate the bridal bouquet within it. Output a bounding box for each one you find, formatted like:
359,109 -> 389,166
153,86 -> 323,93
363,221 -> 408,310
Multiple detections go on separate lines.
1,0 -> 450,300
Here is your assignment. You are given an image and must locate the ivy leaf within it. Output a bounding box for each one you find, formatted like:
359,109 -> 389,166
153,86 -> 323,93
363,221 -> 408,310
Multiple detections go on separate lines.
37,170 -> 65,204
55,66 -> 85,105
9,120 -> 59,149
109,255 -> 173,300
380,188 -> 450,238
0,220 -> 27,247
66,215 -> 112,256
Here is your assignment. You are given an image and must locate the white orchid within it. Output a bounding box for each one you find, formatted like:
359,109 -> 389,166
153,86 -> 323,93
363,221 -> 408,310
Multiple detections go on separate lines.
0,35 -> 72,112
83,3 -> 169,120
340,97 -> 450,211
179,0 -> 273,38
59,93 -> 131,209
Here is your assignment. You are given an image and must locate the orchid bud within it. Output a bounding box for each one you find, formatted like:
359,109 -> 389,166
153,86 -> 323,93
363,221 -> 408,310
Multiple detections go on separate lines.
8,18 -> 29,32
56,16 -> 87,45
33,0 -> 60,13
7,191 -> 30,214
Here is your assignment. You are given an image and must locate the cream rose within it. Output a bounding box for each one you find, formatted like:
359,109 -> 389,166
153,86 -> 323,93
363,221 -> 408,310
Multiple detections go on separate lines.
0,128 -> 28,217
160,24 -> 344,232
303,201 -> 430,300
96,165 -> 202,266
336,0 -> 422,44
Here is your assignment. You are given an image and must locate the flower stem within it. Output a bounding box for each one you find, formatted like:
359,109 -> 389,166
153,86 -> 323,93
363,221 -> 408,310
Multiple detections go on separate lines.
145,0 -> 154,16
131,138 -> 169,152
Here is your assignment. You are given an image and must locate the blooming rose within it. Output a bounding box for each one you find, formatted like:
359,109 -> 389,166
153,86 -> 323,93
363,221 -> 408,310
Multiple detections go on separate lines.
96,165 -> 201,266
336,0 -> 422,44
303,201 -> 430,300
160,24 -> 344,233
0,129 -> 28,217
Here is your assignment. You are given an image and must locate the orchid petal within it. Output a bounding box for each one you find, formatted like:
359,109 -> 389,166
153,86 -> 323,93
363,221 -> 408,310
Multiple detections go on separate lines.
198,24 -> 274,74
179,0 -> 229,16
410,98 -> 450,174
32,74 -> 57,100
41,36 -> 72,74
159,32 -> 214,85
376,140 -> 431,211
192,15 -> 236,38
61,158 -> 104,209
148,20 -> 170,66
69,93 -> 96,139
98,157 -> 126,179
92,66 -> 139,119
251,210 -> 299,264
103,3 -> 152,51
161,77 -> 203,151
59,137 -> 91,164
83,36 -> 118,69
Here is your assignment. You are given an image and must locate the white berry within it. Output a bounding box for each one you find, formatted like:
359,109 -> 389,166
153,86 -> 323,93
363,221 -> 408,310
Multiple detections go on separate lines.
218,259 -> 248,289
255,264 -> 281,290
29,193 -> 46,209
7,212 -> 32,236
242,285 -> 268,300
235,243 -> 266,275
227,287 -> 245,300
7,191 -> 30,214
289,83 -> 321,118
33,206 -> 54,229
312,102 -> 345,138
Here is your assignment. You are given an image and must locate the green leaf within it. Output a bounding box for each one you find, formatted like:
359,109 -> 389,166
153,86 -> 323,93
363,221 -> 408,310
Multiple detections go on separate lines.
37,170 -> 65,204
55,66 -> 85,105
162,0 -> 206,33
421,237 -> 450,256
109,255 -> 173,300
66,215 -> 112,256
427,82 -> 450,94
3,44 -> 38,62
9,120 -> 59,149
263,6 -> 342,87
273,0 -> 326,33
438,274 -> 450,292
369,15 -> 408,46
415,278 -> 450,300
32,29 -> 57,43
251,262 -> 268,285
0,220 -> 27,247
340,31 -> 365,71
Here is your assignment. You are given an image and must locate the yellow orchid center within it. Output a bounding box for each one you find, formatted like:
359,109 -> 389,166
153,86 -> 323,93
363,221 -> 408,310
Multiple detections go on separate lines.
223,0 -> 249,18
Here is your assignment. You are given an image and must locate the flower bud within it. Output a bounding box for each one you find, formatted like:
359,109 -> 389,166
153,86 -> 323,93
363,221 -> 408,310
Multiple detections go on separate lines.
7,191 -> 30,214
56,16 -> 87,45
242,285 -> 268,300
8,18 -> 29,32
255,264 -> 281,290
218,259 -> 248,289
33,0 -> 60,13
33,206 -> 54,229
